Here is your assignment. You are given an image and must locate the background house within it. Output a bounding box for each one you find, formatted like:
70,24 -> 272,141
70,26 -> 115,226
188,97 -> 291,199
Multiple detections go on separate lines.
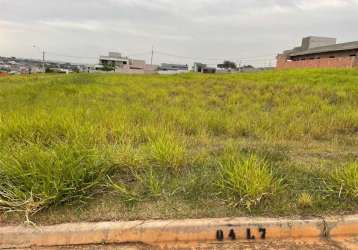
159,63 -> 189,71
99,52 -> 158,74
277,36 -> 358,69
192,62 -> 216,73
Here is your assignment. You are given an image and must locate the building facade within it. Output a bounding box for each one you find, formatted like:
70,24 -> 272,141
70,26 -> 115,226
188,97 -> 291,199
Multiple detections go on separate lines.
99,52 -> 158,74
192,62 -> 216,73
277,36 -> 358,69
159,63 -> 189,71
193,62 -> 207,72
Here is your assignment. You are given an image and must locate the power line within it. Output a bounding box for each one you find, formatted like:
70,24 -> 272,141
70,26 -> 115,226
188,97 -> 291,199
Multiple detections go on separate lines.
46,51 -> 152,60
46,52 -> 98,60
239,58 -> 276,62
127,51 -> 152,57
155,51 -> 226,61
155,50 -> 275,61
43,49 -> 276,66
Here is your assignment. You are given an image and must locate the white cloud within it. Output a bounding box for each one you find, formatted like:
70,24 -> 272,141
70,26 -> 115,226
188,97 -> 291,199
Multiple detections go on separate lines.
39,20 -> 101,31
297,0 -> 352,10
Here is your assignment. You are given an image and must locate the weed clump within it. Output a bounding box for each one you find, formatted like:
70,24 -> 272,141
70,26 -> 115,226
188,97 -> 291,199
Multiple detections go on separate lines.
108,166 -> 168,206
297,192 -> 313,208
217,154 -> 280,209
0,144 -> 111,218
325,162 -> 358,200
148,135 -> 187,169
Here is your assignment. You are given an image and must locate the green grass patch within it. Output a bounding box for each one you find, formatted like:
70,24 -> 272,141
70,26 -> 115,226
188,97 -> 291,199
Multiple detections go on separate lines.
0,69 -> 357,223
217,155 -> 281,209
148,134 -> 188,170
326,162 -> 358,199
0,143 -> 111,220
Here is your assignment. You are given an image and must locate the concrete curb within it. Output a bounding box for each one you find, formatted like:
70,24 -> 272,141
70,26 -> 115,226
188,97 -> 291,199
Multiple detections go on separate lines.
0,215 -> 357,249
325,215 -> 358,237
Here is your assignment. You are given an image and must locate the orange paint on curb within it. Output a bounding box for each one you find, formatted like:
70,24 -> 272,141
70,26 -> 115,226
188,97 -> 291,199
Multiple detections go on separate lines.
0,215 -> 357,249
326,215 -> 358,237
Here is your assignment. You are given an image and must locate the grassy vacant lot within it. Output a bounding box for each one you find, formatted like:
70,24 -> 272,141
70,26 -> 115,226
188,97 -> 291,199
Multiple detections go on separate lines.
0,69 -> 357,224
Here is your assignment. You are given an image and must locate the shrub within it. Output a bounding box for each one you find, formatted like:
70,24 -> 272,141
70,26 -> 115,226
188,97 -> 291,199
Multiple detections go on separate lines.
217,154 -> 280,209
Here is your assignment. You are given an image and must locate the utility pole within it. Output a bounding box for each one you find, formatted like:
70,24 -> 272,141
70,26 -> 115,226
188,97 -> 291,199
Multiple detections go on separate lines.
238,60 -> 242,72
42,50 -> 46,73
33,45 -> 46,73
151,46 -> 154,65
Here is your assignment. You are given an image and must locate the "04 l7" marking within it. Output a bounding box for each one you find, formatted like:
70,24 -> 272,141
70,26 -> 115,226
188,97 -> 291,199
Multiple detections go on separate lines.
216,228 -> 266,241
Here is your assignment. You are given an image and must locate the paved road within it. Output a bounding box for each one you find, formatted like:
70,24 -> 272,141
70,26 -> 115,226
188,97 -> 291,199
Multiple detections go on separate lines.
30,237 -> 358,250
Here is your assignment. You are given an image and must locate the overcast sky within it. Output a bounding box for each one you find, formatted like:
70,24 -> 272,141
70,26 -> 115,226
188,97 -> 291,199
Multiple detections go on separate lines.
1,0 -> 358,66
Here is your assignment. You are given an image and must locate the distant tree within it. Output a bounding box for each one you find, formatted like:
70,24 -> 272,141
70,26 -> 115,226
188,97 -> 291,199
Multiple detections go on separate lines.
102,65 -> 115,72
243,65 -> 254,69
0,67 -> 10,72
217,60 -> 237,69
45,67 -> 54,73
